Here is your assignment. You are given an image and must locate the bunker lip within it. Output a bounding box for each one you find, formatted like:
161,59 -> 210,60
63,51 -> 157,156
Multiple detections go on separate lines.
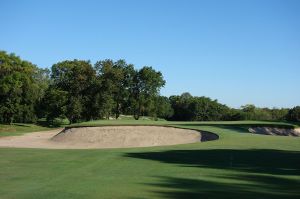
0,126 -> 219,149
248,127 -> 300,137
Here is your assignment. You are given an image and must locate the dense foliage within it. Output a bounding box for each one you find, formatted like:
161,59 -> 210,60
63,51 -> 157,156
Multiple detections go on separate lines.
0,51 -> 49,123
43,59 -> 165,124
0,51 -> 298,124
169,93 -> 230,121
168,94 -> 291,122
287,106 -> 300,122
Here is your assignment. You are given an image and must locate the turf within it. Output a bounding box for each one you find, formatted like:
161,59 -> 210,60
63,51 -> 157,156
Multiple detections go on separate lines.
0,121 -> 299,199
0,123 -> 55,137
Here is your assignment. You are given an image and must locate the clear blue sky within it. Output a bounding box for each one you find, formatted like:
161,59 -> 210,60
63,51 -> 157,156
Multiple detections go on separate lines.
1,0 -> 299,108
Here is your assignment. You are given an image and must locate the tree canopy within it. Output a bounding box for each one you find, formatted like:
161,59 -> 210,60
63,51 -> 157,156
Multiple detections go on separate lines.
0,51 -> 298,124
0,51 -> 46,124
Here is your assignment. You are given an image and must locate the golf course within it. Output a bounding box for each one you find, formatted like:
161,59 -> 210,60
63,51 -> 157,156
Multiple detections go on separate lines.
1,0 -> 300,198
0,120 -> 299,199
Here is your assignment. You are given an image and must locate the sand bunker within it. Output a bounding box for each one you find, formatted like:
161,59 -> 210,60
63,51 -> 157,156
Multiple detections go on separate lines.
0,126 -> 212,149
249,127 -> 300,137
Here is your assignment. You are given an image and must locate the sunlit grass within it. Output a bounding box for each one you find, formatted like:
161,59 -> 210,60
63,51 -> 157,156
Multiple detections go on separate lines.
0,120 -> 299,198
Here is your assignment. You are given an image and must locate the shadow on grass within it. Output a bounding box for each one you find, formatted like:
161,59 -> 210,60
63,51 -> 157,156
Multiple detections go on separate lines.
36,120 -> 51,127
147,175 -> 300,199
125,149 -> 300,199
126,149 -> 300,175
36,120 -> 62,128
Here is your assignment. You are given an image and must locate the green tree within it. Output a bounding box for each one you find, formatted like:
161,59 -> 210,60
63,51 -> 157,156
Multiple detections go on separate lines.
169,93 -> 194,121
95,59 -> 135,119
42,87 -> 67,124
34,68 -> 51,118
169,93 -> 231,121
51,59 -> 95,123
131,66 -> 165,120
154,96 -> 174,120
0,51 -> 42,123
271,108 -> 289,121
94,59 -> 119,119
241,104 -> 256,120
287,106 -> 300,122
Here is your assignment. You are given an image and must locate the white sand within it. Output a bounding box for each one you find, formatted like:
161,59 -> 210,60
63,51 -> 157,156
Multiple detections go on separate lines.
0,126 -> 201,149
248,127 -> 300,137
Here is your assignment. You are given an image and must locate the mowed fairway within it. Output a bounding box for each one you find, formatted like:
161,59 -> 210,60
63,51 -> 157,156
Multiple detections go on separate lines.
0,121 -> 300,199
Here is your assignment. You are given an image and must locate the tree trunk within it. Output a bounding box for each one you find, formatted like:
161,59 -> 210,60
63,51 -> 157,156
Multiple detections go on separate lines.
134,113 -> 140,120
134,105 -> 140,120
115,103 -> 120,119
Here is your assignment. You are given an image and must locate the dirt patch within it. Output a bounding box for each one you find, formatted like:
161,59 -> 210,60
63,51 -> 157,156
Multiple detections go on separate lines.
249,127 -> 300,137
0,126 -> 216,149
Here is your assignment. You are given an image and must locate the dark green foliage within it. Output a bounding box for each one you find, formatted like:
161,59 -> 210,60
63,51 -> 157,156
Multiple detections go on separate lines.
271,108 -> 289,121
0,50 -> 298,124
41,59 -> 166,122
240,105 -> 290,121
169,94 -> 194,121
94,59 -> 136,119
34,68 -> 51,118
49,60 -> 95,123
169,93 -> 232,121
168,94 -> 292,122
42,58 -> 165,122
189,97 -> 230,121
0,51 -> 47,124
154,96 -> 174,120
287,106 -> 300,122
131,66 -> 166,120
41,87 -> 67,123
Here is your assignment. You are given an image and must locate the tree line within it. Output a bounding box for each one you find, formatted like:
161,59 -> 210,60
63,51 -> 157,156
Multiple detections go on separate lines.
168,93 -> 299,122
0,51 -> 299,125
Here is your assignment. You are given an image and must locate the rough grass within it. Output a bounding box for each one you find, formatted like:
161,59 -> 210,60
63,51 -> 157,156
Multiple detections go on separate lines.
0,120 -> 299,199
0,123 -> 55,137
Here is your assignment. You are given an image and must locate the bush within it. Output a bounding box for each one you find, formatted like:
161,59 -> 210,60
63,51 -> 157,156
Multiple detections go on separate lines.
52,117 -> 70,127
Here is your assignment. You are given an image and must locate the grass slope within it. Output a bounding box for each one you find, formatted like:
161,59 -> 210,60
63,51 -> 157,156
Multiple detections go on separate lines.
0,123 -> 55,137
0,121 -> 299,199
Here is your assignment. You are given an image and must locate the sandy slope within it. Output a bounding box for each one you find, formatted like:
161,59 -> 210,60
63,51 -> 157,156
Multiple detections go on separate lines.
249,127 -> 300,136
0,126 -> 201,149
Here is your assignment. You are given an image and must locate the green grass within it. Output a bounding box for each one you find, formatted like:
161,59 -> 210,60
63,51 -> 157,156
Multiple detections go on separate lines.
117,115 -> 167,121
0,120 -> 299,199
0,123 -> 55,137
71,119 -> 299,127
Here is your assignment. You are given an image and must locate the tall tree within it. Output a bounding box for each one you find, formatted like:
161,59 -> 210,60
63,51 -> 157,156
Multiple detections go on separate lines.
34,68 -> 51,118
94,59 -> 136,119
112,60 -> 135,119
94,59 -> 118,119
169,93 -> 232,121
131,66 -> 165,120
42,87 -> 67,123
153,96 -> 174,120
0,51 -> 42,123
50,60 -> 95,123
